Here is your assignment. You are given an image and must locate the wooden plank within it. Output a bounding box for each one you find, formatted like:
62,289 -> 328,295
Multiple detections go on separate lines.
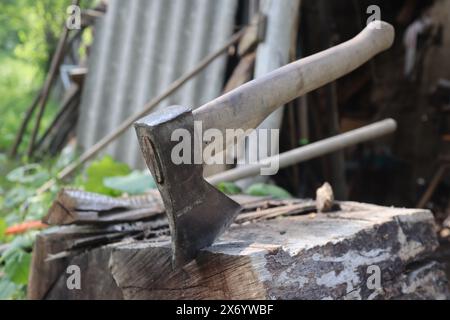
237,14 -> 266,57
43,189 -> 165,225
223,53 -> 256,93
43,189 -> 277,226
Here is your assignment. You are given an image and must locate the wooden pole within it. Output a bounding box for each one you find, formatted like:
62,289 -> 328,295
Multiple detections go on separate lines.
34,85 -> 80,152
9,90 -> 42,158
207,119 -> 397,184
26,0 -> 80,158
417,164 -> 449,208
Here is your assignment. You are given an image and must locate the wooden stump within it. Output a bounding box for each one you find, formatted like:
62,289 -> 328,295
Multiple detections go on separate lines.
29,202 -> 450,300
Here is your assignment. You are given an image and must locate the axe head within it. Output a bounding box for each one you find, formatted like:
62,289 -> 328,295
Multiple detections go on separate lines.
134,105 -> 241,268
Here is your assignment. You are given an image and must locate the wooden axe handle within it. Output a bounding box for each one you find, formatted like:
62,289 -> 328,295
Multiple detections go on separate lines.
194,21 -> 394,135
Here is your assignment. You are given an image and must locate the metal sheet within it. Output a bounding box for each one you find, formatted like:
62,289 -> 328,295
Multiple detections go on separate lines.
77,0 -> 238,168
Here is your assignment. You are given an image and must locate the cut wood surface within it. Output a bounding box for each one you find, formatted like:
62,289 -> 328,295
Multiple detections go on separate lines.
29,200 -> 450,300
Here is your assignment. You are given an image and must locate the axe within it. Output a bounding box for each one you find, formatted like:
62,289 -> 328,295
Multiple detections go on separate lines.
134,21 -> 395,268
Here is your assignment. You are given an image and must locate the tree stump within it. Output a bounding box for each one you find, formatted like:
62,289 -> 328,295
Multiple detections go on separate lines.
29,201 -> 450,300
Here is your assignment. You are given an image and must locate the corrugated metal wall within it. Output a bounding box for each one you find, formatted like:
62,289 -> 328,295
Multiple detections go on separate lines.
77,0 -> 238,168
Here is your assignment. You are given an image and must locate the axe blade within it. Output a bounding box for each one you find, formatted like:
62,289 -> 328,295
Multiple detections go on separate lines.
134,105 -> 241,268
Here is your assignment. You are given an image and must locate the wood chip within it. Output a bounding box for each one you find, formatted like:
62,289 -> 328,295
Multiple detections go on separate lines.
316,182 -> 335,213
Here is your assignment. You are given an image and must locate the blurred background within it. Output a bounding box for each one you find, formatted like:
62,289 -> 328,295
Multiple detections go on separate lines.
1,0 -> 450,299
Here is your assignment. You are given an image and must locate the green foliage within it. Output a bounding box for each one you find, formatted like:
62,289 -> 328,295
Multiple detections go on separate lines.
0,0 -> 100,300
0,152 -> 144,299
3,249 -> 31,285
0,0 -> 96,153
79,27 -> 94,60
0,233 -> 36,299
79,156 -> 132,196
245,183 -> 293,199
0,156 -> 61,300
216,182 -> 242,195
299,138 -> 310,146
1,0 -> 70,67
3,187 -> 35,211
0,219 -> 6,242
0,51 -> 60,153
0,0 -> 67,151
0,278 -> 22,300
0,54 -> 42,151
103,171 -> 156,195
6,164 -> 50,185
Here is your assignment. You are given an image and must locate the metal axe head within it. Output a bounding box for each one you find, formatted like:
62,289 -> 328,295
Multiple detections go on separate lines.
134,105 -> 241,268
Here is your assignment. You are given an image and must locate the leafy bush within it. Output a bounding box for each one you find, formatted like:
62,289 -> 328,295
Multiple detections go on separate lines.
77,156 -> 131,196
245,183 -> 292,199
0,54 -> 42,151
0,156 -> 57,299
103,171 -> 156,195
0,233 -> 35,299
0,153 -> 151,299
0,0 -> 108,299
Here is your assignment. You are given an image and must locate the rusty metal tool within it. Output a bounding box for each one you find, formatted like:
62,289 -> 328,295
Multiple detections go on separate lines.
134,21 -> 395,268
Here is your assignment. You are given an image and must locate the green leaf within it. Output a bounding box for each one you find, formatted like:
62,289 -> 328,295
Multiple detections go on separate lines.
82,156 -> 131,196
245,183 -> 292,199
103,171 -> 156,195
3,186 -> 34,209
216,182 -> 242,195
3,249 -> 31,285
0,278 -> 19,300
299,138 -> 310,146
1,235 -> 35,261
25,192 -> 54,221
54,145 -> 77,171
6,163 -> 49,186
0,219 -> 6,242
